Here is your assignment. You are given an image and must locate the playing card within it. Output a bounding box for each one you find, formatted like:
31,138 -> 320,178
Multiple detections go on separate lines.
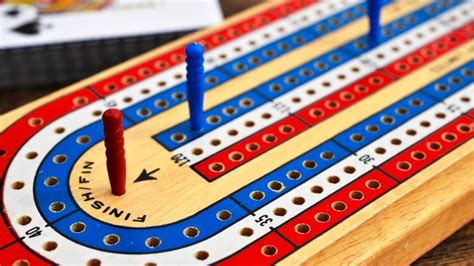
0,0 -> 223,49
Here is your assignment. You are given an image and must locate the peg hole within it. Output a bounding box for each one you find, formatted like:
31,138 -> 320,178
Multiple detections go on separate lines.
171,133 -> 186,143
183,227 -> 199,238
268,181 -> 284,192
273,207 -> 287,216
344,166 -> 356,174
210,139 -> 221,146
13,260 -> 29,266
320,151 -> 334,160
295,223 -> 310,234
104,234 -> 120,246
240,227 -> 253,237
209,162 -> 224,173
311,185 -> 323,194
192,148 -> 203,156
427,141 -> 442,151
406,129 -> 417,136
250,191 -> 265,201
28,117 -> 44,127
350,191 -> 364,200
263,134 -> 277,143
397,161 -> 411,171
327,175 -> 340,184
286,170 -> 301,180
412,151 -> 426,161
195,251 -> 209,261
55,127 -> 65,134
246,142 -> 260,152
17,215 -> 32,226
303,160 -> 317,169
26,152 -> 38,160
310,108 -> 324,117
315,212 -> 330,223
332,201 -> 347,212
261,245 -> 277,257
458,124 -> 472,133
44,177 -> 58,187
366,180 -> 381,189
11,181 -> 25,190
292,197 -> 305,205
42,241 -> 57,251
217,210 -> 232,221
70,222 -> 86,233
49,202 -> 65,213
87,259 -> 101,266
53,154 -> 67,164
375,147 -> 386,154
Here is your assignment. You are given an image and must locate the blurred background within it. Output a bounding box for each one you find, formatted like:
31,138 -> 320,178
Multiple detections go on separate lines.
0,1 -> 472,263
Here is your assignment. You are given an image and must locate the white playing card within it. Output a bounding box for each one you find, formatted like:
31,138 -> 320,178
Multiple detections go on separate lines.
0,0 -> 223,49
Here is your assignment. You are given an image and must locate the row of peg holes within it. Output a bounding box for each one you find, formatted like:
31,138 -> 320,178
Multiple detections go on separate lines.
268,61 -> 363,98
22,95 -> 90,132
249,163 -> 359,203
12,210 -> 238,264
307,77 -> 385,119
136,90 -> 188,118
244,150 -> 335,200
207,123 -> 297,173
393,33 -> 462,73
348,99 -> 424,143
396,123 -> 473,171
169,98 -> 255,145
224,2 -> 363,72
293,179 -> 381,235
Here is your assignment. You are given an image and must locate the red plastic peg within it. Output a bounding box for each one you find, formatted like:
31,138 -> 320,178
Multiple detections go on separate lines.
102,109 -> 126,196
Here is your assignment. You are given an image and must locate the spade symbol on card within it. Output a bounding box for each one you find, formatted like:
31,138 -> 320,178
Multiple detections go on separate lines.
1,4 -> 50,36
12,20 -> 41,35
5,8 -> 20,17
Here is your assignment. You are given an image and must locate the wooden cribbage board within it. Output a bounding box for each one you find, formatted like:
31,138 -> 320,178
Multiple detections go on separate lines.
0,0 -> 473,265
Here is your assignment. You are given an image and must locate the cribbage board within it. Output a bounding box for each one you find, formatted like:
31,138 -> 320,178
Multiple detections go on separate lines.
0,0 -> 473,265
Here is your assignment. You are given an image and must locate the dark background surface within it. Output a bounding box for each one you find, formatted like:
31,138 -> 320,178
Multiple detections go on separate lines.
0,1 -> 473,264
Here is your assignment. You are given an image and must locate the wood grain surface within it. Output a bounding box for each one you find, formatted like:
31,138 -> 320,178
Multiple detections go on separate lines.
0,0 -> 472,265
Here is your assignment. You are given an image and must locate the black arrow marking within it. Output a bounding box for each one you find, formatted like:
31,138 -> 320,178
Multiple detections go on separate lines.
134,168 -> 160,183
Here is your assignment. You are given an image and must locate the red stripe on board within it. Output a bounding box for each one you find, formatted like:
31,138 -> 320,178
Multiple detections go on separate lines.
380,115 -> 474,181
384,30 -> 469,78
0,88 -> 99,181
468,109 -> 474,118
0,242 -> 51,265
295,71 -> 395,125
216,232 -> 295,266
271,0 -> 317,17
194,116 -> 308,181
277,169 -> 397,246
458,20 -> 474,38
90,1 -> 316,97
0,216 -> 15,248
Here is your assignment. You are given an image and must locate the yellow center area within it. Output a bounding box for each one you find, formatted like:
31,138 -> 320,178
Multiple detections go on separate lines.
68,0 -> 448,227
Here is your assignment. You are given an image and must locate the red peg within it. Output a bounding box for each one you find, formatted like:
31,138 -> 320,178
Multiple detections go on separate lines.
102,109 -> 126,196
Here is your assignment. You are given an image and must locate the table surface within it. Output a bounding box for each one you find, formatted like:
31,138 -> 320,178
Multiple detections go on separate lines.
0,1 -> 473,264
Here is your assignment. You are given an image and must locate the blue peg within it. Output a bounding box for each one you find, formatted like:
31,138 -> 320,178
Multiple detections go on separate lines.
367,0 -> 382,43
185,42 -> 205,132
